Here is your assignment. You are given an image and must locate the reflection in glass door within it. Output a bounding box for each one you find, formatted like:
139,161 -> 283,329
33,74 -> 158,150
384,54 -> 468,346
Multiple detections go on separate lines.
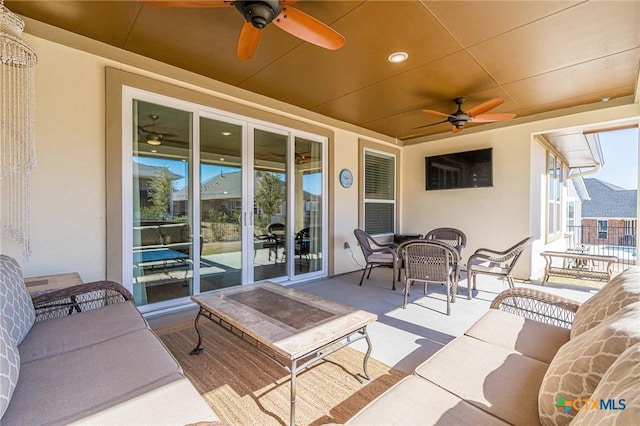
131,100 -> 194,306
294,137 -> 323,276
253,128 -> 288,281
198,116 -> 244,292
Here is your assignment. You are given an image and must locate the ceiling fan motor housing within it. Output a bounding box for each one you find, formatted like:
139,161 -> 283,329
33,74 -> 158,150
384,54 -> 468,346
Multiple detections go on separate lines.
236,0 -> 282,29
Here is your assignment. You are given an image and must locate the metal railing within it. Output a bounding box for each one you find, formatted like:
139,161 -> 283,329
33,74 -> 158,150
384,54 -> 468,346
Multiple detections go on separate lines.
566,224 -> 637,272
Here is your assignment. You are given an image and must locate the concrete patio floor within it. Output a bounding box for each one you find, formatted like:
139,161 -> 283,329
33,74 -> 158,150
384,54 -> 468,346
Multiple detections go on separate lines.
147,268 -> 598,374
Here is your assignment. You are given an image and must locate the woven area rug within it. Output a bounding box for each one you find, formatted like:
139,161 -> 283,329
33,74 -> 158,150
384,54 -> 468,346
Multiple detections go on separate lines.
155,319 -> 406,426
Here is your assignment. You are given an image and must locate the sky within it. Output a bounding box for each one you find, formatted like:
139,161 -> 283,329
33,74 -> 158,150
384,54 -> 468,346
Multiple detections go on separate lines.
134,156 -> 322,194
593,127 -> 638,190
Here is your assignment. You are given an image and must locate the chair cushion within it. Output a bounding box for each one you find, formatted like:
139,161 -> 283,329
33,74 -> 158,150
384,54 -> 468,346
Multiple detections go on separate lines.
414,335 -> 548,425
465,309 -> 570,363
0,314 -> 20,419
571,342 -> 640,425
346,375 -> 509,425
368,253 -> 394,263
0,255 -> 35,345
538,302 -> 640,426
571,266 -> 640,338
18,301 -> 148,363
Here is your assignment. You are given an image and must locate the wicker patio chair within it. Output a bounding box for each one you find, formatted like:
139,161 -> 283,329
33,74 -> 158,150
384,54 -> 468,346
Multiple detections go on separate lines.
466,236 -> 534,299
353,229 -> 399,290
398,240 -> 456,315
424,227 -> 466,289
424,227 -> 467,256
490,287 -> 581,329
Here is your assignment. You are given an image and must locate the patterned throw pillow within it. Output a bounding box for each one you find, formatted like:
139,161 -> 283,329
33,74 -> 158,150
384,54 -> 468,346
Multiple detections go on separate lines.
0,314 -> 20,419
571,342 -> 640,425
571,267 -> 640,339
0,255 -> 35,344
538,302 -> 640,426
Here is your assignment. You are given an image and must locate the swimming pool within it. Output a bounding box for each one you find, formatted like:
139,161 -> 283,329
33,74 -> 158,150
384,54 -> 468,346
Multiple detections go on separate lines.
602,245 -> 637,256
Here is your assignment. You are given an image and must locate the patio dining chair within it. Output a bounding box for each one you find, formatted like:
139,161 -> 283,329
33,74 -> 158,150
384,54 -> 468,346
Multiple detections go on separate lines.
425,227 -> 466,290
398,240 -> 456,315
424,227 -> 467,256
466,236 -> 534,299
353,229 -> 399,290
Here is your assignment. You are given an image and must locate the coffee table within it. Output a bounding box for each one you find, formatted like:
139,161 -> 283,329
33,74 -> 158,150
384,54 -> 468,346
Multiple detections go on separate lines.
190,282 -> 377,426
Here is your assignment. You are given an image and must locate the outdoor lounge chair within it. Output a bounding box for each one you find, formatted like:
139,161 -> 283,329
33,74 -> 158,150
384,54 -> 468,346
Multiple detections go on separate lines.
466,236 -> 534,299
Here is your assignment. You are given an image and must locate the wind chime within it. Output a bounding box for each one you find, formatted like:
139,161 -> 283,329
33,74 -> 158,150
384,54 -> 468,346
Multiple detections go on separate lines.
0,0 -> 37,260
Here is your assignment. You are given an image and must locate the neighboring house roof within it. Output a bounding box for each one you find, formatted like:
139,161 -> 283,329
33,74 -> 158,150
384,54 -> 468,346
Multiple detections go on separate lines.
174,171 -> 242,201
133,161 -> 183,180
581,178 -> 637,218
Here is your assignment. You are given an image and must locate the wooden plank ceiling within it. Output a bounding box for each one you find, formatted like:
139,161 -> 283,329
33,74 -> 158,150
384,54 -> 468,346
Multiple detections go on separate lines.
6,0 -> 640,141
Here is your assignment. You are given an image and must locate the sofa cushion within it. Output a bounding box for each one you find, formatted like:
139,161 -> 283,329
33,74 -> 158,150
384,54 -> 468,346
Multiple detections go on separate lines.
0,314 -> 20,419
18,301 -> 148,363
538,302 -> 640,426
159,223 -> 189,245
134,226 -> 163,247
2,329 -> 183,425
346,375 -> 509,425
571,266 -> 640,338
414,335 -> 549,425
465,309 -> 570,363
0,255 -> 35,345
68,377 -> 219,425
571,342 -> 640,425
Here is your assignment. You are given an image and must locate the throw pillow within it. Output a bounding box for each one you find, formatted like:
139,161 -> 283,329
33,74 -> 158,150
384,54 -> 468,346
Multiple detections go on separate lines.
571,267 -> 640,339
571,342 -> 640,425
0,255 -> 35,344
538,302 -> 640,426
0,314 -> 20,419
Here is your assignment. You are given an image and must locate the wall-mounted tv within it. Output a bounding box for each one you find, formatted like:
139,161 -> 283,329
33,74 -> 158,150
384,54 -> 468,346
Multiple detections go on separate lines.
425,147 -> 493,191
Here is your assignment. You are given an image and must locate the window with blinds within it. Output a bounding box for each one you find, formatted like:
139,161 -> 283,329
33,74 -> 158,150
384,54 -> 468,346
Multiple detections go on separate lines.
364,150 -> 395,235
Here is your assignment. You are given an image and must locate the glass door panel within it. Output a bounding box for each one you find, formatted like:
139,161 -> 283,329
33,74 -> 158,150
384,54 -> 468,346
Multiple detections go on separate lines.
294,137 -> 323,276
253,128 -> 288,281
132,100 -> 193,306
198,117 -> 244,292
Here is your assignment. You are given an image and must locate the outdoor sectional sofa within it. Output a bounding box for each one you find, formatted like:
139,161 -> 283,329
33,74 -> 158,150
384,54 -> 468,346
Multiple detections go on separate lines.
0,254 -> 219,425
346,266 -> 640,425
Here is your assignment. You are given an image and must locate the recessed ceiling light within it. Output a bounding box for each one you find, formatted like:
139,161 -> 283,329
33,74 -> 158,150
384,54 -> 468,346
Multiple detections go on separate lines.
150,149 -> 157,153
220,158 -> 225,162
146,136 -> 162,146
601,96 -> 611,102
221,131 -> 232,136
388,51 -> 408,63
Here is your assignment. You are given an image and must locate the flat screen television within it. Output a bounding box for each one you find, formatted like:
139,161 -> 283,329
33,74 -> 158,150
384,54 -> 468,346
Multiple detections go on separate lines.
425,147 -> 493,190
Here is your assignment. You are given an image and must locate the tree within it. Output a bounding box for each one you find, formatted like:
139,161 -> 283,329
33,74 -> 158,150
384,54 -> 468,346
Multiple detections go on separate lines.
144,168 -> 173,220
254,172 -> 285,222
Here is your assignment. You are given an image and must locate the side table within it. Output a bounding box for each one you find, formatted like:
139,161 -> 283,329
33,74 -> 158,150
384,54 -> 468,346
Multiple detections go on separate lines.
25,272 -> 83,316
25,272 -> 83,296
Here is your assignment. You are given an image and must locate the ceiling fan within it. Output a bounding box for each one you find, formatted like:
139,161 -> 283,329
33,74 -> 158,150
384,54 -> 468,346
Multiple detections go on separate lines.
142,1 -> 346,60
420,97 -> 516,134
138,114 -> 179,145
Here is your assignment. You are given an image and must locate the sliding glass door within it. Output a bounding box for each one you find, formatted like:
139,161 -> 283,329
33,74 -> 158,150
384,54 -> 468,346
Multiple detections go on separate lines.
132,100 -> 194,306
125,89 -> 326,310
